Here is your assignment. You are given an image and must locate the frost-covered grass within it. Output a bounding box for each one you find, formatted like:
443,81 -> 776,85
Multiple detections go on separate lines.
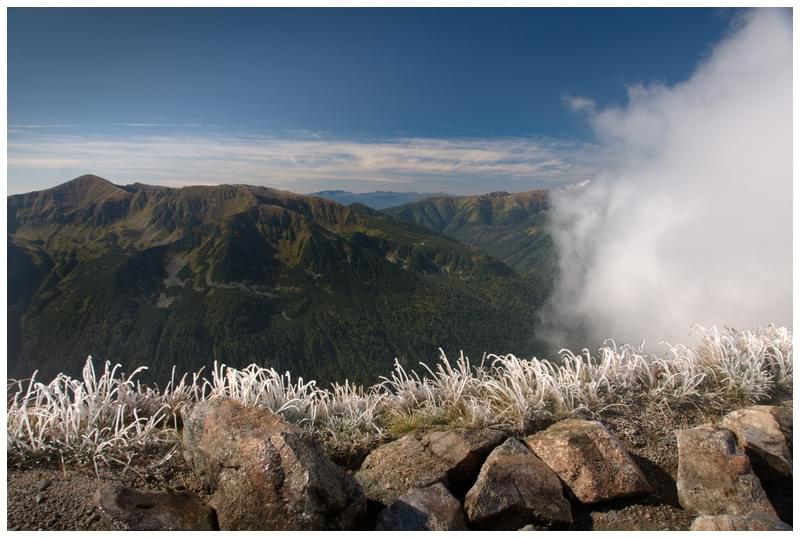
7,325 -> 792,470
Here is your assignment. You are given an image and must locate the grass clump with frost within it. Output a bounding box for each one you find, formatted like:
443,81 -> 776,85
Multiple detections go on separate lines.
7,325 -> 792,471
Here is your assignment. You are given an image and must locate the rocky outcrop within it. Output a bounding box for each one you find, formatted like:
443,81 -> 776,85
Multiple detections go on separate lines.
355,428 -> 505,505
182,398 -> 365,530
375,483 -> 468,530
524,419 -> 651,504
675,425 -> 776,517
93,484 -> 217,531
720,406 -> 792,480
690,512 -> 791,531
464,438 -> 572,530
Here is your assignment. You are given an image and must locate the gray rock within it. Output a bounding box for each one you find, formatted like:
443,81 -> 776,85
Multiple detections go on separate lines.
464,438 -> 572,530
93,483 -> 217,531
182,398 -> 365,530
721,406 -> 792,480
675,425 -> 777,517
525,419 -> 651,504
690,512 -> 791,531
355,427 -> 505,505
376,482 -> 468,530
36,479 -> 51,492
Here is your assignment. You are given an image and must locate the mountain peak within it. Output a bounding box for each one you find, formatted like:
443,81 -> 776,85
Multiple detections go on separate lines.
52,174 -> 125,197
11,174 -> 131,214
485,191 -> 510,198
59,174 -> 118,190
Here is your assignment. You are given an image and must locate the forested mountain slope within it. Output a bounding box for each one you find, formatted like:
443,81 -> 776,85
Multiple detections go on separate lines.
8,175 -> 550,384
384,189 -> 557,282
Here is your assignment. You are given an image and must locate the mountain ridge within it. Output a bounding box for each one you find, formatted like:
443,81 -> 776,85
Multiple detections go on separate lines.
309,190 -> 451,209
383,189 -> 556,277
9,175 -> 550,385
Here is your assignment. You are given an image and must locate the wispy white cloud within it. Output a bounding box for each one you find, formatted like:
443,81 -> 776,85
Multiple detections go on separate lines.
7,133 -> 600,195
116,123 -> 179,128
562,95 -> 596,113
9,124 -> 78,129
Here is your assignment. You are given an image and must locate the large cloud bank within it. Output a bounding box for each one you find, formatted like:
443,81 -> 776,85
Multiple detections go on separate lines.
541,9 -> 792,348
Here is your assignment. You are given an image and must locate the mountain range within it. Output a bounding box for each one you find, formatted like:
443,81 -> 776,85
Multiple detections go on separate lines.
8,175 -> 555,385
309,190 -> 450,209
384,190 -> 555,279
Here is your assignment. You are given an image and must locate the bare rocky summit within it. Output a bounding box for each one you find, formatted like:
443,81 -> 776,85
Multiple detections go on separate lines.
464,438 -> 572,530
375,482 -> 468,531
354,427 -> 505,505
720,405 -> 792,480
676,425 -> 777,518
690,511 -> 791,531
8,399 -> 793,531
525,419 -> 652,504
182,398 -> 365,530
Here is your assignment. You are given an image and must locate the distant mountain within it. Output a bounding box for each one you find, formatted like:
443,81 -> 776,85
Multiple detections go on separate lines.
384,190 -> 556,278
9,176 -> 551,385
309,190 -> 450,209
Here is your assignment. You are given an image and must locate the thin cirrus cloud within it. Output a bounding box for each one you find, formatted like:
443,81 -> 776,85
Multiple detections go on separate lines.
7,132 -> 601,195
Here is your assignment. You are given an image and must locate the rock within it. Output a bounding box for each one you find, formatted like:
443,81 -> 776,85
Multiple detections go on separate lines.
720,406 -> 792,480
675,425 -> 777,517
36,479 -> 51,492
375,483 -> 468,530
35,493 -> 44,504
690,512 -> 791,531
524,419 -> 651,504
355,428 -> 505,505
522,410 -> 555,434
182,398 -> 365,530
464,438 -> 572,530
93,483 -> 217,531
518,524 -> 537,530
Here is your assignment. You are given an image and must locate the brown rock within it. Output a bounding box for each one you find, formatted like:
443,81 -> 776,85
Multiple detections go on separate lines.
376,482 -> 468,530
464,438 -> 572,530
355,428 -> 505,505
182,398 -> 365,530
524,419 -> 651,504
93,483 -> 217,531
690,512 -> 791,531
675,425 -> 777,517
721,406 -> 792,480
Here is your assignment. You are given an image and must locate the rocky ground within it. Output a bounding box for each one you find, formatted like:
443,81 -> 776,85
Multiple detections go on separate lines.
7,397 -> 793,531
7,451 -> 209,531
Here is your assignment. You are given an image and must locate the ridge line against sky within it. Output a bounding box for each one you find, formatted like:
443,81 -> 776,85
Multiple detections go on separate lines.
8,7 -> 744,194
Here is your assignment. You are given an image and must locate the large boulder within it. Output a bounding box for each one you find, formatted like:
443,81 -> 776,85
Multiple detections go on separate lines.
690,512 -> 791,531
93,483 -> 217,531
675,425 -> 777,517
464,438 -> 572,530
524,419 -> 651,504
720,406 -> 792,480
375,482 -> 468,531
182,398 -> 365,530
355,428 -> 505,505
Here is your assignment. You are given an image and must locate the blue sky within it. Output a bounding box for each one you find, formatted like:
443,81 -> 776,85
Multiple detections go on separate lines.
8,8 -> 741,194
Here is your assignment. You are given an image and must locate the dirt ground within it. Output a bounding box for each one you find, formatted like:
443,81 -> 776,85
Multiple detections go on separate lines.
7,451 -> 209,531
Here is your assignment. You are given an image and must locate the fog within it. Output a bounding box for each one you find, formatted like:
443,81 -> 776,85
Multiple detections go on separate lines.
541,9 -> 792,349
